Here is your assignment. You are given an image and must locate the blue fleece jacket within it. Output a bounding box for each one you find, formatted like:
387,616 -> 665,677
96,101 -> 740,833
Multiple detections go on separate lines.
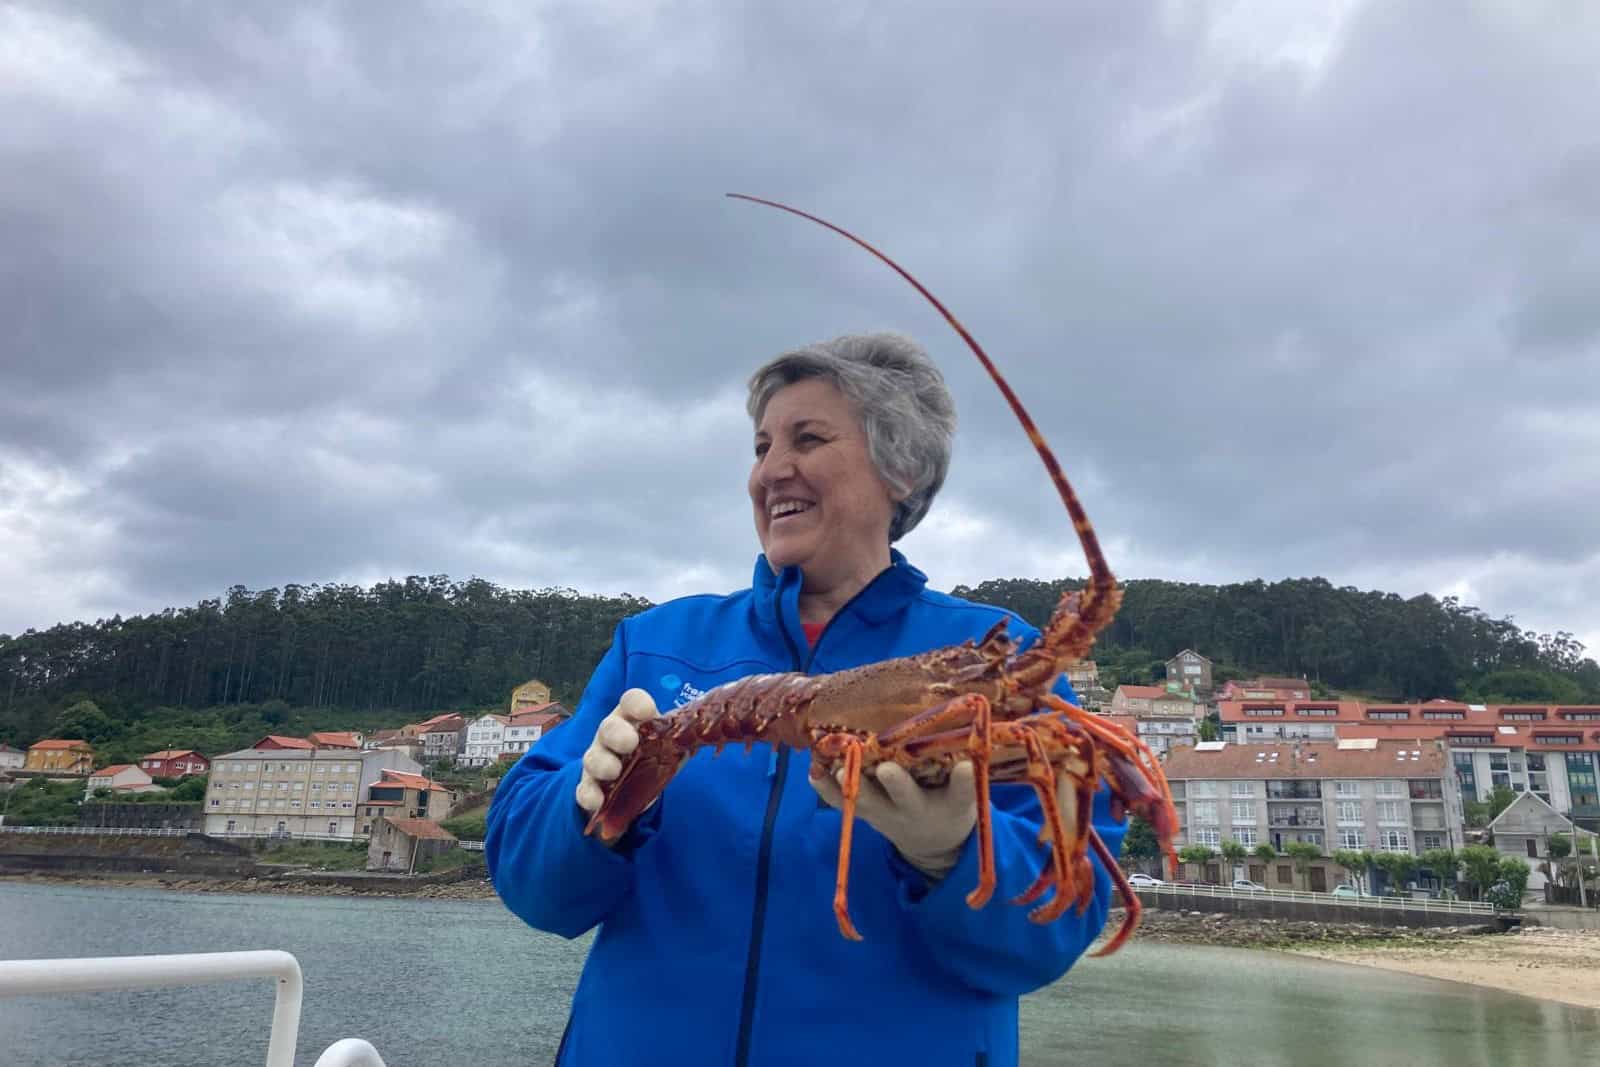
485,551 -> 1127,1067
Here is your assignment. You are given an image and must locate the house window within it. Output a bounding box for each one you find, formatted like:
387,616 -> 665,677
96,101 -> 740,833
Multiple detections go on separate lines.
1502,712 -> 1546,722
1195,828 -> 1221,846
1338,802 -> 1362,824
1339,829 -> 1364,849
1276,864 -> 1293,883
328,822 -> 338,835
1375,781 -> 1403,798
1193,802 -> 1219,825
1366,710 -> 1410,721
1192,781 -> 1218,798
1526,840 -> 1538,858
1377,802 -> 1406,825
1379,830 -> 1410,852
1336,781 -> 1360,797
1233,828 -> 1258,847
1231,782 -> 1255,798
1296,707 -> 1339,717
1489,753 -> 1512,790
1418,833 -> 1446,851
1232,802 -> 1255,824
209,799 -> 220,808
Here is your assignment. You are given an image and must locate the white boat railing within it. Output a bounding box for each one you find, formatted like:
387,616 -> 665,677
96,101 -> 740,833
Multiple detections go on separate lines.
0,949 -> 387,1067
1135,879 -> 1498,915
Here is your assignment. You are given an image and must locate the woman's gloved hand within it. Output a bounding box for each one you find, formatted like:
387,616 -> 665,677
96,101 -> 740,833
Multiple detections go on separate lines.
811,760 -> 979,881
575,688 -> 659,816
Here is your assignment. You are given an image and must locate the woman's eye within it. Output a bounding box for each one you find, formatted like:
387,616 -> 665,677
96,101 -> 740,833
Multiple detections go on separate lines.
754,442 -> 769,458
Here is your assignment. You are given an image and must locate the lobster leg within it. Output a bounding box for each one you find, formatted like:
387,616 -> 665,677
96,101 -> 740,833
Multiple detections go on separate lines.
870,693 -> 999,909
823,736 -> 866,942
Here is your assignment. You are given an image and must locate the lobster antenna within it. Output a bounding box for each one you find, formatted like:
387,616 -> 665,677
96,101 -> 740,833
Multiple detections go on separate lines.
726,192 -> 1112,587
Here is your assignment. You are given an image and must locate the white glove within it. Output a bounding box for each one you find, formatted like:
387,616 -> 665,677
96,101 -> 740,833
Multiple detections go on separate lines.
575,688 -> 659,816
811,759 -> 978,881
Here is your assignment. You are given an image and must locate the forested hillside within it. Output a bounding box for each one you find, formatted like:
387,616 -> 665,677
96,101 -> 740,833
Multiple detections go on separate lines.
3,573 -> 1596,761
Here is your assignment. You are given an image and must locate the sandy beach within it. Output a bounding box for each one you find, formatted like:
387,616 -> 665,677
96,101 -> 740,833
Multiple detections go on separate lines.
1284,926 -> 1600,1011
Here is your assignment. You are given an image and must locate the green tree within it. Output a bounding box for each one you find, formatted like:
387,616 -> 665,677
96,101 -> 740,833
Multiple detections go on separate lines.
1333,849 -> 1369,892
1220,839 -> 1249,875
1420,848 -> 1460,895
1252,843 -> 1279,866
1487,857 -> 1531,909
1372,851 -> 1417,894
1178,845 -> 1218,882
1487,787 -> 1518,823
1121,815 -> 1160,861
55,699 -> 114,744
1548,833 -> 1573,860
1459,844 -> 1504,901
1284,841 -> 1322,890
1197,718 -> 1220,742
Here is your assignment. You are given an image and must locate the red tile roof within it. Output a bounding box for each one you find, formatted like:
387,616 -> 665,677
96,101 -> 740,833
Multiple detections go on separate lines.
508,711 -> 564,729
143,749 -> 204,761
254,735 -> 315,750
373,769 -> 451,793
414,713 -> 461,731
92,764 -> 136,776
382,817 -> 456,841
29,739 -> 90,750
420,716 -> 465,733
308,732 -> 361,749
1163,739 -> 1447,781
1115,686 -> 1168,700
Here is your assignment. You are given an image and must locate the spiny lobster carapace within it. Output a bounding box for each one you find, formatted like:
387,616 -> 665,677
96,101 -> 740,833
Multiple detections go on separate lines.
582,193 -> 1180,956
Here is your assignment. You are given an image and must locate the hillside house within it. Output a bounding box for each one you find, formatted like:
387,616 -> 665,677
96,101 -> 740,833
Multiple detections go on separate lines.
85,764 -> 160,799
503,706 -> 568,759
24,739 -> 94,775
422,715 -> 467,762
139,749 -> 210,778
460,714 -> 509,767
0,744 -> 25,771
308,731 -> 363,749
202,745 -> 421,840
1111,685 -> 1202,720
1166,650 -> 1214,697
357,769 -> 456,834
366,816 -> 458,873
1485,791 -> 1598,892
510,679 -> 554,714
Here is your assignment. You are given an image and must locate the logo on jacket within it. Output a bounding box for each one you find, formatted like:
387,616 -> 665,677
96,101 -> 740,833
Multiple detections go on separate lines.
660,674 -> 707,708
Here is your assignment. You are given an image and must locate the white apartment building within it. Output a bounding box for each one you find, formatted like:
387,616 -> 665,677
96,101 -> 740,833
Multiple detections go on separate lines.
203,744 -> 422,840
459,714 -> 509,768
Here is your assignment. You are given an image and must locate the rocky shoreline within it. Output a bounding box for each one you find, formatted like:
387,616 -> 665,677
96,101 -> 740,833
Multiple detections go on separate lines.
1117,907 -> 1499,948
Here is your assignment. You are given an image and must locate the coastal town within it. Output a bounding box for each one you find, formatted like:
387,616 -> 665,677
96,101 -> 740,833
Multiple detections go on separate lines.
1,679 -> 568,872
6,657 -> 1599,905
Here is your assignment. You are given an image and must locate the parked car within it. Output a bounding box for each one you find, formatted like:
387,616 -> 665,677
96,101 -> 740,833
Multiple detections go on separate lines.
1330,884 -> 1367,898
1127,873 -> 1164,888
1231,879 -> 1267,892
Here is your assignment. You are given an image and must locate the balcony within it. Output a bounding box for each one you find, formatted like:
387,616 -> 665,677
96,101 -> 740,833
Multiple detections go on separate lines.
1267,784 -> 1322,800
1408,781 -> 1444,800
1267,810 -> 1324,828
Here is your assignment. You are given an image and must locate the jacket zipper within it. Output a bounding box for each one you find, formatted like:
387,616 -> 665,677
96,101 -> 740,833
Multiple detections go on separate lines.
734,569 -> 891,1067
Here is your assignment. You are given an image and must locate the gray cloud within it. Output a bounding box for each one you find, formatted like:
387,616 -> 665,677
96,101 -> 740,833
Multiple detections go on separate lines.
2,1 -> 1598,660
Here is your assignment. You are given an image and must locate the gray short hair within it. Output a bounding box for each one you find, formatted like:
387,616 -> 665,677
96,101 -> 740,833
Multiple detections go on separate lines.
746,332 -> 956,542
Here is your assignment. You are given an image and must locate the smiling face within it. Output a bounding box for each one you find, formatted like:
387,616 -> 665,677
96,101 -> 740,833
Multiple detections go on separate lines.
749,377 -> 901,590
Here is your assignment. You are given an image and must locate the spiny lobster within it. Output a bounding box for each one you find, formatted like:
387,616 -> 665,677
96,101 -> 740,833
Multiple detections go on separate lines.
583,193 -> 1180,956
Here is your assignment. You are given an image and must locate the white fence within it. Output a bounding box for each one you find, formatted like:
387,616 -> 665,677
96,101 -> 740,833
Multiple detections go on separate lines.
1139,880 -> 1498,916
0,949 -> 386,1067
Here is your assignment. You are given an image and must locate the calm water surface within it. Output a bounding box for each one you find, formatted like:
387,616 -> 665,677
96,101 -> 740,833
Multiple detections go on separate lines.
1,882 -> 1596,1066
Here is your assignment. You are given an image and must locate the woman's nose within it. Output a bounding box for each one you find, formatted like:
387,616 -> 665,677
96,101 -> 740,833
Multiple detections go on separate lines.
757,445 -> 795,484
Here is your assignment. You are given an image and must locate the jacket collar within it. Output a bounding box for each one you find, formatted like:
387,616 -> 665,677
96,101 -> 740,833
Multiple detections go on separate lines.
751,548 -> 929,649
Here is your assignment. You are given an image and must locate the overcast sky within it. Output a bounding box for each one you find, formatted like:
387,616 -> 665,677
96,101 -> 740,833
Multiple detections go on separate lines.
3,2 -> 1598,661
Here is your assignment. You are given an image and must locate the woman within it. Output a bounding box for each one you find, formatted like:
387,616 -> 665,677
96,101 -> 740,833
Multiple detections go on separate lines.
486,333 -> 1127,1067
